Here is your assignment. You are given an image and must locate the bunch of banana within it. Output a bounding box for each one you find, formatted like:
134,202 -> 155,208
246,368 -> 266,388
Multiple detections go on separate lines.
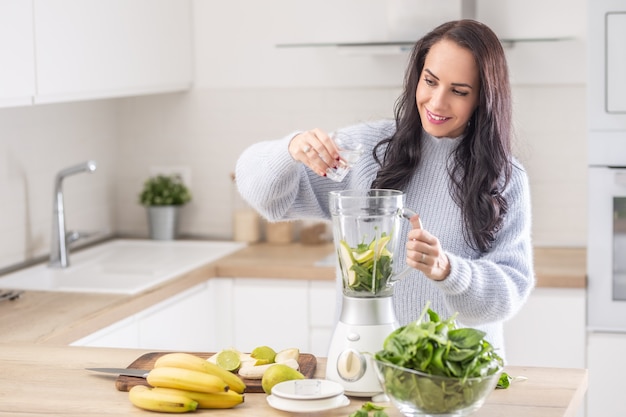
154,352 -> 247,394
146,367 -> 229,393
128,352 -> 245,413
129,385 -> 198,413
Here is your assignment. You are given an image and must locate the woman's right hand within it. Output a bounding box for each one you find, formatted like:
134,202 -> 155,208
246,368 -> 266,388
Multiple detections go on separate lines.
288,128 -> 341,177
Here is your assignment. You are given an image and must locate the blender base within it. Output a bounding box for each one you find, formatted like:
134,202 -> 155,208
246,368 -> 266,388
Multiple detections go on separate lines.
325,308 -> 398,397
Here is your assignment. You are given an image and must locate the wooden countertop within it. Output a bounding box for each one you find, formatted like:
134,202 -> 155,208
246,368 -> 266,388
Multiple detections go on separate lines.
216,242 -> 336,280
216,243 -> 587,289
0,242 -> 586,347
532,247 -> 586,288
0,343 -> 587,417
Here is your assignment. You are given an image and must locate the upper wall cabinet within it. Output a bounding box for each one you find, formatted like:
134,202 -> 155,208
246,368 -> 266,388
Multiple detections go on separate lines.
0,1 -> 36,107
33,0 -> 193,104
0,0 -> 193,108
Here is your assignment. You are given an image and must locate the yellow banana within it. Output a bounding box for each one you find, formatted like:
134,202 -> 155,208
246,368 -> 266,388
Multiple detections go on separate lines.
128,385 -> 198,413
147,366 -> 229,393
154,352 -> 247,394
152,387 -> 244,409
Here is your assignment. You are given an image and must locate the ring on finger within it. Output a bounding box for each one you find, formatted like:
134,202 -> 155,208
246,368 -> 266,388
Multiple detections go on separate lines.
302,145 -> 311,153
420,252 -> 426,262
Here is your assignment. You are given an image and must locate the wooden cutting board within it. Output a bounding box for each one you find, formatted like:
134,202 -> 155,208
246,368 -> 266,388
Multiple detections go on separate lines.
115,351 -> 317,393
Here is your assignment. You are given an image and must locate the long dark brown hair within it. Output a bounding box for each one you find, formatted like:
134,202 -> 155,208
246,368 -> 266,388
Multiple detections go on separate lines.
371,20 -> 512,253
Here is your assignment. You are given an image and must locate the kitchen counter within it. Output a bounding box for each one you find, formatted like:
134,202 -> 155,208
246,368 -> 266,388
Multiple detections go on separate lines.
0,242 -> 588,416
532,246 -> 586,288
216,243 -> 587,288
0,343 -> 587,417
0,243 -> 586,346
216,242 -> 337,280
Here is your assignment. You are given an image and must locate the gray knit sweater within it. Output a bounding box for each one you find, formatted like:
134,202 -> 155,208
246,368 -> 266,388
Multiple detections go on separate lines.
235,119 -> 534,358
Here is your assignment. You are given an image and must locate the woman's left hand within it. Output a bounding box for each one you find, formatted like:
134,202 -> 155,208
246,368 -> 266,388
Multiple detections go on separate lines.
406,214 -> 451,281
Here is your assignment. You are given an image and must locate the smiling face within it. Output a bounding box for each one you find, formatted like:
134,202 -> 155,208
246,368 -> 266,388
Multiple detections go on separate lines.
416,39 -> 480,138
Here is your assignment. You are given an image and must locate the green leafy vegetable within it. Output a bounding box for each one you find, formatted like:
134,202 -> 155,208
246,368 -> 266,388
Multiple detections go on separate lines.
349,402 -> 388,417
497,372 -> 512,389
361,402 -> 385,412
374,303 -> 505,414
338,233 -> 393,295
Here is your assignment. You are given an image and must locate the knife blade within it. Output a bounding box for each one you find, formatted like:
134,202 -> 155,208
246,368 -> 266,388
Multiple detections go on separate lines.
86,367 -> 149,378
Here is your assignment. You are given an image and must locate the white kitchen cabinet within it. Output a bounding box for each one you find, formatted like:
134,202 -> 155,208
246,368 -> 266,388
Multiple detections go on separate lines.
476,0 -> 586,85
137,282 -> 214,351
210,277 -> 337,357
0,0 -> 192,108
230,278 -> 311,353
232,278 -> 337,357
309,280 -> 337,357
206,278 -> 237,352
70,315 -> 139,348
33,0 -> 193,104
504,288 -> 587,417
0,0 -> 36,107
587,332 -> 626,417
71,282 -> 212,350
503,288 -> 586,368
606,13 -> 626,113
72,277 -> 338,357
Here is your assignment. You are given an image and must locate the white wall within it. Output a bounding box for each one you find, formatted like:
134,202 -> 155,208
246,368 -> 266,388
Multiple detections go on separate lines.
0,101 -> 117,268
115,0 -> 588,246
0,0 -> 588,269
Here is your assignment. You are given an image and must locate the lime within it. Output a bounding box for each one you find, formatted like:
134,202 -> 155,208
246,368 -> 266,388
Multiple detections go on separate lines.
251,346 -> 276,365
261,364 -> 304,394
353,249 -> 374,263
215,349 -> 241,372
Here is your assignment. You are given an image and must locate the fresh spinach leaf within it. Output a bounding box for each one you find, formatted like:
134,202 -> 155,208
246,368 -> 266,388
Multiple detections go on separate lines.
496,372 -> 512,389
349,402 -> 388,417
374,303 -> 507,414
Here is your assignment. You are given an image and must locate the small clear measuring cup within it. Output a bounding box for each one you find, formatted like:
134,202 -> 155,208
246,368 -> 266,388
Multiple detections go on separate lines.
326,132 -> 364,182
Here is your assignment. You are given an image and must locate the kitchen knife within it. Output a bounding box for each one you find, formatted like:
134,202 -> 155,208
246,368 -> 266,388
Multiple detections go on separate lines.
86,367 -> 149,378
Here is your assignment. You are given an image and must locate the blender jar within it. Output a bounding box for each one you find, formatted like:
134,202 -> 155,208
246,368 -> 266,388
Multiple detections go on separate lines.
329,189 -> 407,298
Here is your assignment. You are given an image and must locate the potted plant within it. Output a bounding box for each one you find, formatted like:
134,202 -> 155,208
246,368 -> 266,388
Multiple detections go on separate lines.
139,174 -> 192,240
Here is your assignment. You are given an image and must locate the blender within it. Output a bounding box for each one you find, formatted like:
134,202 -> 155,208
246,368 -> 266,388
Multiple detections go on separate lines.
325,189 -> 415,397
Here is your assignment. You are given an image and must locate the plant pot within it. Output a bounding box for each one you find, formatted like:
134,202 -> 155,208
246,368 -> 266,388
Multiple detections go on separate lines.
147,206 -> 180,240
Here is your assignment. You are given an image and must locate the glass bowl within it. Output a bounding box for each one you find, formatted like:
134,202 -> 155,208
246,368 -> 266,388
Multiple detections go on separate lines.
373,359 -> 502,417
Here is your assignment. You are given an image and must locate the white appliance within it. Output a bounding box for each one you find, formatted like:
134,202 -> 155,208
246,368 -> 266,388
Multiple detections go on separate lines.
324,190 -> 413,397
587,2 -> 626,417
587,0 -> 626,332
587,168 -> 626,331
325,297 -> 398,397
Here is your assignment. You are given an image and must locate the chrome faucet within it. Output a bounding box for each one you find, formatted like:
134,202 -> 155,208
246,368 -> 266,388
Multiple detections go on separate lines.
49,160 -> 97,268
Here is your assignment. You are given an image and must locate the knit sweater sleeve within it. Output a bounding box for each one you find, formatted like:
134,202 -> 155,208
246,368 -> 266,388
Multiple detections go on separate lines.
234,120 -> 393,222
436,162 -> 535,326
234,132 -> 323,221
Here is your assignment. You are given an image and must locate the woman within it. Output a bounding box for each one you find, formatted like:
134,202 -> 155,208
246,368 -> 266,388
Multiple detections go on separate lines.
235,20 -> 534,357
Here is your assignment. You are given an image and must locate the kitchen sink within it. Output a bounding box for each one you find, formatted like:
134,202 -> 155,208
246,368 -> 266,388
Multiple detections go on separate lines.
0,239 -> 245,295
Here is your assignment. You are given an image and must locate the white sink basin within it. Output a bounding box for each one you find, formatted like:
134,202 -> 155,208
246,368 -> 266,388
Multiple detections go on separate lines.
0,239 -> 246,295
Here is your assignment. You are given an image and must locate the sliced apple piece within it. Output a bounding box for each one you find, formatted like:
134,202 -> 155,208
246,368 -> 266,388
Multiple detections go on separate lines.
338,240 -> 357,286
353,249 -> 374,263
275,347 -> 300,363
370,235 -> 392,259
